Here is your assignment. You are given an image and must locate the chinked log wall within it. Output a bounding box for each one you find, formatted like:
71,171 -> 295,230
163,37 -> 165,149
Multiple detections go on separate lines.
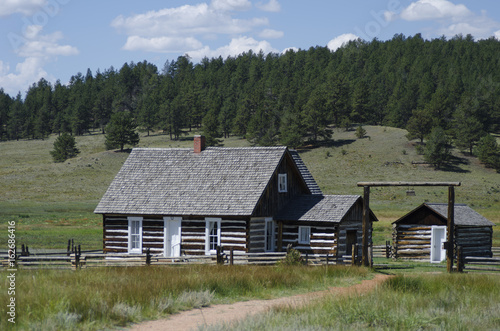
393,224 -> 493,259
281,223 -> 338,256
103,216 -> 248,255
393,224 -> 432,259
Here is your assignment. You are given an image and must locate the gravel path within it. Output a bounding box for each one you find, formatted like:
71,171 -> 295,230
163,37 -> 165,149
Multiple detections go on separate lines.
127,273 -> 392,331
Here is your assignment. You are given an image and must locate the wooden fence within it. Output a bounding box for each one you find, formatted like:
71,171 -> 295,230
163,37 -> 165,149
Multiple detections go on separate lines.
1,246 -> 370,270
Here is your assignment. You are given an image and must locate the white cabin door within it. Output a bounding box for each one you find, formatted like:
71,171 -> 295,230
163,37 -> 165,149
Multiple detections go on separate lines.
430,226 -> 446,263
164,217 -> 182,257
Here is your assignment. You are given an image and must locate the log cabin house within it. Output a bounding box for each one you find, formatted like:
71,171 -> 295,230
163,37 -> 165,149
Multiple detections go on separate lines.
392,203 -> 495,262
94,136 -> 377,259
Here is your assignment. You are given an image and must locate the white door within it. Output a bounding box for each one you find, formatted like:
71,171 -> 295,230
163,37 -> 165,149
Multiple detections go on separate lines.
164,217 -> 181,257
430,226 -> 446,263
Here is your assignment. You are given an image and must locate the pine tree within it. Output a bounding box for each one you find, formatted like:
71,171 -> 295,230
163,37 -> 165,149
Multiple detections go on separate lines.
105,112 -> 139,151
476,134 -> 500,170
50,132 -> 80,162
424,127 -> 451,169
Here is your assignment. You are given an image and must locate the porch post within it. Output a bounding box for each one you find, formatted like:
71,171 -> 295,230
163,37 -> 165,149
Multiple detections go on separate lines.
447,186 -> 455,272
362,186 -> 370,267
277,221 -> 283,252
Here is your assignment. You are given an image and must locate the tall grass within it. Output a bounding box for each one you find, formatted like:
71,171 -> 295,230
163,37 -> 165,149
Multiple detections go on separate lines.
208,273 -> 500,330
0,264 -> 370,330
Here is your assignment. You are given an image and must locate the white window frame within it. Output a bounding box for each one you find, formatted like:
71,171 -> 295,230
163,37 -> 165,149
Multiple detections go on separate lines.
265,218 -> 275,252
278,173 -> 287,193
298,226 -> 311,245
205,218 -> 221,255
128,217 -> 143,254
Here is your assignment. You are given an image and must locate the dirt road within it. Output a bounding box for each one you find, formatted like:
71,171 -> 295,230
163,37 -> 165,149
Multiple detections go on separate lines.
128,273 -> 391,331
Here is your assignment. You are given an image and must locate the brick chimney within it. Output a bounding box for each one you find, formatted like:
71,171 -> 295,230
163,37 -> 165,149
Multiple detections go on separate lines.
194,135 -> 206,153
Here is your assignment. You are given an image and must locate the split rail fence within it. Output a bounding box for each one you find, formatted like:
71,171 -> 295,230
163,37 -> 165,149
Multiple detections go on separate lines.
1,244 -> 376,270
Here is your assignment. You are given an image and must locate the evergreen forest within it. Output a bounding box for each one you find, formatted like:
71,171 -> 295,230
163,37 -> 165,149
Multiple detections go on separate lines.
1,33 -> 499,151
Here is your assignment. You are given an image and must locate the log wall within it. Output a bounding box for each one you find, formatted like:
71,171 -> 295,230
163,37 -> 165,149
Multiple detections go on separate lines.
392,224 -> 432,259
103,215 -> 248,255
280,223 -> 338,255
393,224 -> 493,259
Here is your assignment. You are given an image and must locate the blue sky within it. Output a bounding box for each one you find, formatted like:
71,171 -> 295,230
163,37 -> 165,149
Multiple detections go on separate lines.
1,0 -> 500,97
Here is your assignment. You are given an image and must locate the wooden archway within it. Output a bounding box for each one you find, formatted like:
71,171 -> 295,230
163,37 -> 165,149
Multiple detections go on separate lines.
357,181 -> 461,272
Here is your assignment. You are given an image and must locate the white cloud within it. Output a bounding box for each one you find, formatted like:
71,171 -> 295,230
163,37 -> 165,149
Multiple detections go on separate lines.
112,3 -> 275,55
495,30 -> 500,40
259,29 -> 283,39
281,47 -> 299,54
122,36 -> 203,53
111,4 -> 267,38
327,33 -> 359,51
187,36 -> 278,61
211,0 -> 251,12
16,26 -> 79,58
0,57 -> 50,95
385,0 -> 500,39
0,24 -> 78,96
256,0 -> 281,12
0,0 -> 46,16
398,0 -> 472,21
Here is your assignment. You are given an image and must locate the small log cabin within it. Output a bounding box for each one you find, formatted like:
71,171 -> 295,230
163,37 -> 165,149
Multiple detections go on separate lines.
94,136 -> 377,258
392,203 -> 495,261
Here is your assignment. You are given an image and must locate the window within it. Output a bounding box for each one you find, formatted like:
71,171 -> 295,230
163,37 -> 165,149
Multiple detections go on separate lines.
298,226 -> 310,245
265,218 -> 275,251
278,173 -> 287,193
128,217 -> 143,253
205,218 -> 221,254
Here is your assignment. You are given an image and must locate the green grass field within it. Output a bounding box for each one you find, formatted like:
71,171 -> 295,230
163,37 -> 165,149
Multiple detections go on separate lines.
0,126 -> 498,249
207,273 -> 500,331
0,264 -> 371,330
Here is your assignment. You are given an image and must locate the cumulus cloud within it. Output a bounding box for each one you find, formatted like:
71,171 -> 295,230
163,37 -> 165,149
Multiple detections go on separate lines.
16,25 -> 79,58
385,0 -> 500,39
211,0 -> 251,12
122,36 -> 203,53
112,2 -> 278,57
111,4 -> 268,38
187,36 -> 278,61
327,33 -> 359,51
397,0 -> 472,21
259,28 -> 283,39
0,0 -> 46,16
256,0 -> 281,12
0,24 -> 78,96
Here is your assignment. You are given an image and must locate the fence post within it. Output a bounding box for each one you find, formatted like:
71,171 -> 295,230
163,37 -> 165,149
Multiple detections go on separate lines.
386,241 -> 391,259
305,252 -> 309,265
146,248 -> 151,266
326,254 -> 329,266
230,248 -> 234,266
457,246 -> 463,273
352,244 -> 357,266
67,240 -> 71,256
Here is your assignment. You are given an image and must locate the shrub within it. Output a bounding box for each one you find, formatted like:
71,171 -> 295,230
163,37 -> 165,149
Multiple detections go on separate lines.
50,132 -> 80,162
277,248 -> 304,266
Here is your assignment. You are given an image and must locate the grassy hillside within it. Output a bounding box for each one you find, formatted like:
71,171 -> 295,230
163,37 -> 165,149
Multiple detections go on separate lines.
1,126 -> 498,249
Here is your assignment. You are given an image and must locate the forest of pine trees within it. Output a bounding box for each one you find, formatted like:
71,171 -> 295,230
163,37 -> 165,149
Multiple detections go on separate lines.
0,33 -> 499,151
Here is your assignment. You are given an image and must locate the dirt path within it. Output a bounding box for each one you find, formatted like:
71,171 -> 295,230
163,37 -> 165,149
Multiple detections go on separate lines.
127,273 -> 392,331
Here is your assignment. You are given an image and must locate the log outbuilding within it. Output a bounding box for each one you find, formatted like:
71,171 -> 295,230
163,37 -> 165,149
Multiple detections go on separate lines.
392,203 -> 495,261
94,136 -> 376,259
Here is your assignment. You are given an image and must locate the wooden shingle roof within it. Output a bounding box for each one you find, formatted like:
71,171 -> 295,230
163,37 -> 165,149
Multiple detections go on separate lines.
289,150 -> 322,195
95,146 -> 305,216
393,203 -> 495,227
425,203 -> 495,227
275,195 -> 361,223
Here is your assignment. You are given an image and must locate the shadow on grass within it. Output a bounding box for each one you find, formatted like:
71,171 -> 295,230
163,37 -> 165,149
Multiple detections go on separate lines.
298,139 -> 356,152
439,155 -> 471,173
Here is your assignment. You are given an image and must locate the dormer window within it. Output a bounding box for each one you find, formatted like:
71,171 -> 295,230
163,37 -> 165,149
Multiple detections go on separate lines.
278,173 -> 287,193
